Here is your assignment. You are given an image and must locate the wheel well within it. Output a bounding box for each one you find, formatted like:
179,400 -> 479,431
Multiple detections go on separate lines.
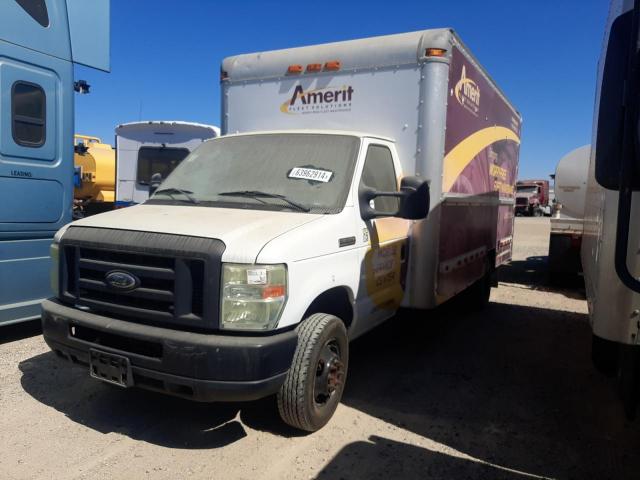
303,287 -> 354,329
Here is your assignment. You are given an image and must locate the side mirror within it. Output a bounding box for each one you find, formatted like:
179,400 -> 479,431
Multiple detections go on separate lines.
149,172 -> 163,195
359,176 -> 430,221
398,176 -> 430,219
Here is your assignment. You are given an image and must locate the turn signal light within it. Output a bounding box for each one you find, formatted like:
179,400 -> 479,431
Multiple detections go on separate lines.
306,63 -> 322,72
262,285 -> 286,299
287,64 -> 303,74
425,48 -> 447,57
324,60 -> 341,71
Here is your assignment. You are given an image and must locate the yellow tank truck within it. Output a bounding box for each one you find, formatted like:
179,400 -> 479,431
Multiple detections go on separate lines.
73,135 -> 115,218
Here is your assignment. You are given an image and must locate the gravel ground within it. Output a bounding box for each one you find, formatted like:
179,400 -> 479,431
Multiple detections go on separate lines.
1,217 -> 638,479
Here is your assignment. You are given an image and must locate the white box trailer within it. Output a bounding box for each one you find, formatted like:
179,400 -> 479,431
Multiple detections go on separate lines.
115,121 -> 219,206
583,0 -> 640,417
43,29 -> 521,431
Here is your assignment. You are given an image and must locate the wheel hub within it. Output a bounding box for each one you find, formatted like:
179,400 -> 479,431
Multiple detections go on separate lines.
314,340 -> 344,405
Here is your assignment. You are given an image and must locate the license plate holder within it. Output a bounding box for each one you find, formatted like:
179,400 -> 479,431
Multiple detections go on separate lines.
89,349 -> 133,388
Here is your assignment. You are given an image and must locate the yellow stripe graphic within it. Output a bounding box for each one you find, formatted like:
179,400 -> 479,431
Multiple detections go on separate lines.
443,126 -> 520,192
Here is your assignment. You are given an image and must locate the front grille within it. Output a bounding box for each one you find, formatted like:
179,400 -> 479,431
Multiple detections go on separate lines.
59,227 -> 225,331
515,197 -> 528,206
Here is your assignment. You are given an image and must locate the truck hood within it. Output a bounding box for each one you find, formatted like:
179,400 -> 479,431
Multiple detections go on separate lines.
69,204 -> 323,263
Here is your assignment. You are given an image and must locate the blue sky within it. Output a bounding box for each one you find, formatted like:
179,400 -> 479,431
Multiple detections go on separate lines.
75,0 -> 608,180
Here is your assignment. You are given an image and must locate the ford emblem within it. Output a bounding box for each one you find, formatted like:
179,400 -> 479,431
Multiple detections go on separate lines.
105,270 -> 140,291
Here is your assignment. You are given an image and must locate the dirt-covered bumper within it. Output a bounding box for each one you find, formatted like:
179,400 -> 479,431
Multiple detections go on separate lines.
41,299 -> 297,402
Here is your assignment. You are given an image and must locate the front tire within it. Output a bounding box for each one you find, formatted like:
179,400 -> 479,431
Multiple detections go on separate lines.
277,313 -> 348,432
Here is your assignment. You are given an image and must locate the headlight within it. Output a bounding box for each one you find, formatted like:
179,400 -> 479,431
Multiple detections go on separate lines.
221,264 -> 287,330
50,243 -> 60,297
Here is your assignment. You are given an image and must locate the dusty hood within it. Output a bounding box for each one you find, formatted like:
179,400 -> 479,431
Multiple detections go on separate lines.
69,204 -> 322,263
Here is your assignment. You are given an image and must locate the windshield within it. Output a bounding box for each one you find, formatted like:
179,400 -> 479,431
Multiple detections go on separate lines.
516,185 -> 538,194
147,133 -> 360,213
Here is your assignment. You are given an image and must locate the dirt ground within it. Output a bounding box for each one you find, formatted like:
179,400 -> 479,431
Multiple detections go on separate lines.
1,217 -> 639,479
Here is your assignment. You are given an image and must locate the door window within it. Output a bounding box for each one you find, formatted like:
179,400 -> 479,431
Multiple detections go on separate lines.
360,145 -> 399,213
14,0 -> 49,27
12,81 -> 46,147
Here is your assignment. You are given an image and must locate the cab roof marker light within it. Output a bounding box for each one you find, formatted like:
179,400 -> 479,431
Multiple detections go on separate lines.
306,63 -> 322,72
425,48 -> 447,57
324,60 -> 341,71
287,64 -> 304,74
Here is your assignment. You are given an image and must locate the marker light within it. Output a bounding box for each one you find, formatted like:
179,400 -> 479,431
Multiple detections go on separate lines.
324,60 -> 341,71
425,48 -> 447,57
306,63 -> 322,72
287,64 -> 303,74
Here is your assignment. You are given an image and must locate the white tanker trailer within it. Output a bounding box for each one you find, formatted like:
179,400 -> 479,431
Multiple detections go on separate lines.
548,145 -> 590,281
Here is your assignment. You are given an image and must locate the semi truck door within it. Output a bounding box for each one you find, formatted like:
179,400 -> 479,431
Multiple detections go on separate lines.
0,59 -> 62,224
354,141 -> 410,333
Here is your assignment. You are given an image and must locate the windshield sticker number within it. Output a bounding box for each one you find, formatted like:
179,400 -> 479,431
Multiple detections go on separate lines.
288,167 -> 333,183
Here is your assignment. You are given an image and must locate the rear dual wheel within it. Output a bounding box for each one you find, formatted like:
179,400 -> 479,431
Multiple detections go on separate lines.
277,313 -> 348,432
466,258 -> 494,311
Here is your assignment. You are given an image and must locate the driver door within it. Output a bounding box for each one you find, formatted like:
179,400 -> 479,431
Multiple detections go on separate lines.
353,140 -> 411,336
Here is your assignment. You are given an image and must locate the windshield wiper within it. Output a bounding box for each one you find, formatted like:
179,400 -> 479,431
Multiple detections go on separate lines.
219,190 -> 310,212
153,187 -> 199,204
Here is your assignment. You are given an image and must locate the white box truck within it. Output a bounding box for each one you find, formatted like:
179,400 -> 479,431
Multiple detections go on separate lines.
114,121 -> 219,206
42,29 -> 521,431
583,0 -> 640,417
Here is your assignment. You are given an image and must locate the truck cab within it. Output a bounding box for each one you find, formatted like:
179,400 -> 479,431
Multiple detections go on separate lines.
515,180 -> 549,216
43,130 -> 428,431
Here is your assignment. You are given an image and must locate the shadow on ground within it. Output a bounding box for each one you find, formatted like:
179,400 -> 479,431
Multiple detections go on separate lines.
18,352 -> 303,450
16,260 -> 639,478
327,297 -> 639,480
499,255 -> 585,300
1,318 -> 42,345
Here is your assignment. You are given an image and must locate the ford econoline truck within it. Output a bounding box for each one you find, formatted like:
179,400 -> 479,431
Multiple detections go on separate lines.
43,29 -> 521,431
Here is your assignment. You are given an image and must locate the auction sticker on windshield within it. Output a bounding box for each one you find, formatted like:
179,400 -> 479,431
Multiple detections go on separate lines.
288,167 -> 333,183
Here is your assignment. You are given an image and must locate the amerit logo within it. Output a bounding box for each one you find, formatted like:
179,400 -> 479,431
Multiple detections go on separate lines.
454,65 -> 480,116
280,85 -> 354,115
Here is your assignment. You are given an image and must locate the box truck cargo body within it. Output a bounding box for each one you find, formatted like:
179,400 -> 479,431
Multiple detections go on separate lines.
222,29 -> 522,306
114,121 -> 219,207
43,29 -> 521,431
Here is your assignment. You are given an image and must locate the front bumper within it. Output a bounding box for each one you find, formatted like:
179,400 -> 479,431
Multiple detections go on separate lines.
41,299 -> 298,402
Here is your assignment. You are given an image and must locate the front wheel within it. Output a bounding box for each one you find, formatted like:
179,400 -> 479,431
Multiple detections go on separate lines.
277,313 -> 348,432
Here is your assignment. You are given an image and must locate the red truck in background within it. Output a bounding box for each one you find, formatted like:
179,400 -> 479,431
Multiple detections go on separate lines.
515,180 -> 550,216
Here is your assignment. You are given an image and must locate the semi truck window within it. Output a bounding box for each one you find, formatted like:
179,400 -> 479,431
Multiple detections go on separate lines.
137,147 -> 190,185
12,81 -> 46,147
360,145 -> 399,213
14,0 -> 49,27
